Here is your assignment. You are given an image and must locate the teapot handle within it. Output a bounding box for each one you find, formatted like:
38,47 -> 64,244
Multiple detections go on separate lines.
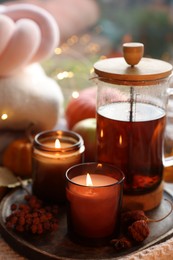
164,156 -> 173,167
164,76 -> 173,167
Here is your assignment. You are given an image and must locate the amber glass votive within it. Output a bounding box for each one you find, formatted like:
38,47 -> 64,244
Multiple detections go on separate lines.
66,162 -> 125,245
32,130 -> 85,204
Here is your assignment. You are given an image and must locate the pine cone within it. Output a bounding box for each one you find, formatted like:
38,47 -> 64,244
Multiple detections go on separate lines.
110,236 -> 132,252
121,210 -> 147,228
128,220 -> 150,242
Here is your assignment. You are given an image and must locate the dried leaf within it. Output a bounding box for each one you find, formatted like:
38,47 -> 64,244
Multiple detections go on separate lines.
0,167 -> 31,188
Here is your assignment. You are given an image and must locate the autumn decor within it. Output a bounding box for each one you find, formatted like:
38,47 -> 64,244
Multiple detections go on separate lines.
72,118 -> 96,162
2,137 -> 32,178
5,193 -> 59,234
111,199 -> 173,252
65,86 -> 96,129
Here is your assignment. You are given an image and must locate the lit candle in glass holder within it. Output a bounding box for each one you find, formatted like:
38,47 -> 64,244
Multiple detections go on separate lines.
32,130 -> 85,204
66,162 -> 125,245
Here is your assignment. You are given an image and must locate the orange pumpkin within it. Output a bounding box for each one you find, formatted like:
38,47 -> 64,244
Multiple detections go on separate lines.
65,86 -> 97,129
2,138 -> 32,178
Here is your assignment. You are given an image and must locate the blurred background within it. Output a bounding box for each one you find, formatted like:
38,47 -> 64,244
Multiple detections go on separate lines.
42,0 -> 173,105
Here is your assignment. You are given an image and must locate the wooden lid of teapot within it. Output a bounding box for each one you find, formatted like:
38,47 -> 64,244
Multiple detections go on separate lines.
94,42 -> 173,85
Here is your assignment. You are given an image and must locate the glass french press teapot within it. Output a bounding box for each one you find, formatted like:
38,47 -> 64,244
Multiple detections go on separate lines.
94,42 -> 173,210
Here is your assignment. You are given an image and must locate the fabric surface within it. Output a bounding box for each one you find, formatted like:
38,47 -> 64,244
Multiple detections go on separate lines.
123,237 -> 173,260
0,236 -> 26,259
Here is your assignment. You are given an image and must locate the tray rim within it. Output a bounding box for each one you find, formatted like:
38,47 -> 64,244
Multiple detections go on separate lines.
0,185 -> 173,260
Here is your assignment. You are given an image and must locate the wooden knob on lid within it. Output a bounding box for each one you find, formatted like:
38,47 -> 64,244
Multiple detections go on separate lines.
123,42 -> 144,66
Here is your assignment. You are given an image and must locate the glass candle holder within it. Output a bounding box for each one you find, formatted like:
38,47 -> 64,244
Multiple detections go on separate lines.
32,130 -> 85,204
66,162 -> 125,246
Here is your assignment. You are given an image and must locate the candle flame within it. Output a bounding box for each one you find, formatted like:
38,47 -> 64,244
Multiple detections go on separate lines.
86,173 -> 93,186
55,139 -> 61,148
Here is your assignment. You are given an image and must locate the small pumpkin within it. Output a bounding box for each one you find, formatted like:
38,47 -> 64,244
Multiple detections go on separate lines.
0,63 -> 64,131
2,137 -> 32,178
65,86 -> 96,129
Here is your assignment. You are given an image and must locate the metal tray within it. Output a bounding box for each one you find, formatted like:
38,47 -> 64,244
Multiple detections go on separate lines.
0,185 -> 173,260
